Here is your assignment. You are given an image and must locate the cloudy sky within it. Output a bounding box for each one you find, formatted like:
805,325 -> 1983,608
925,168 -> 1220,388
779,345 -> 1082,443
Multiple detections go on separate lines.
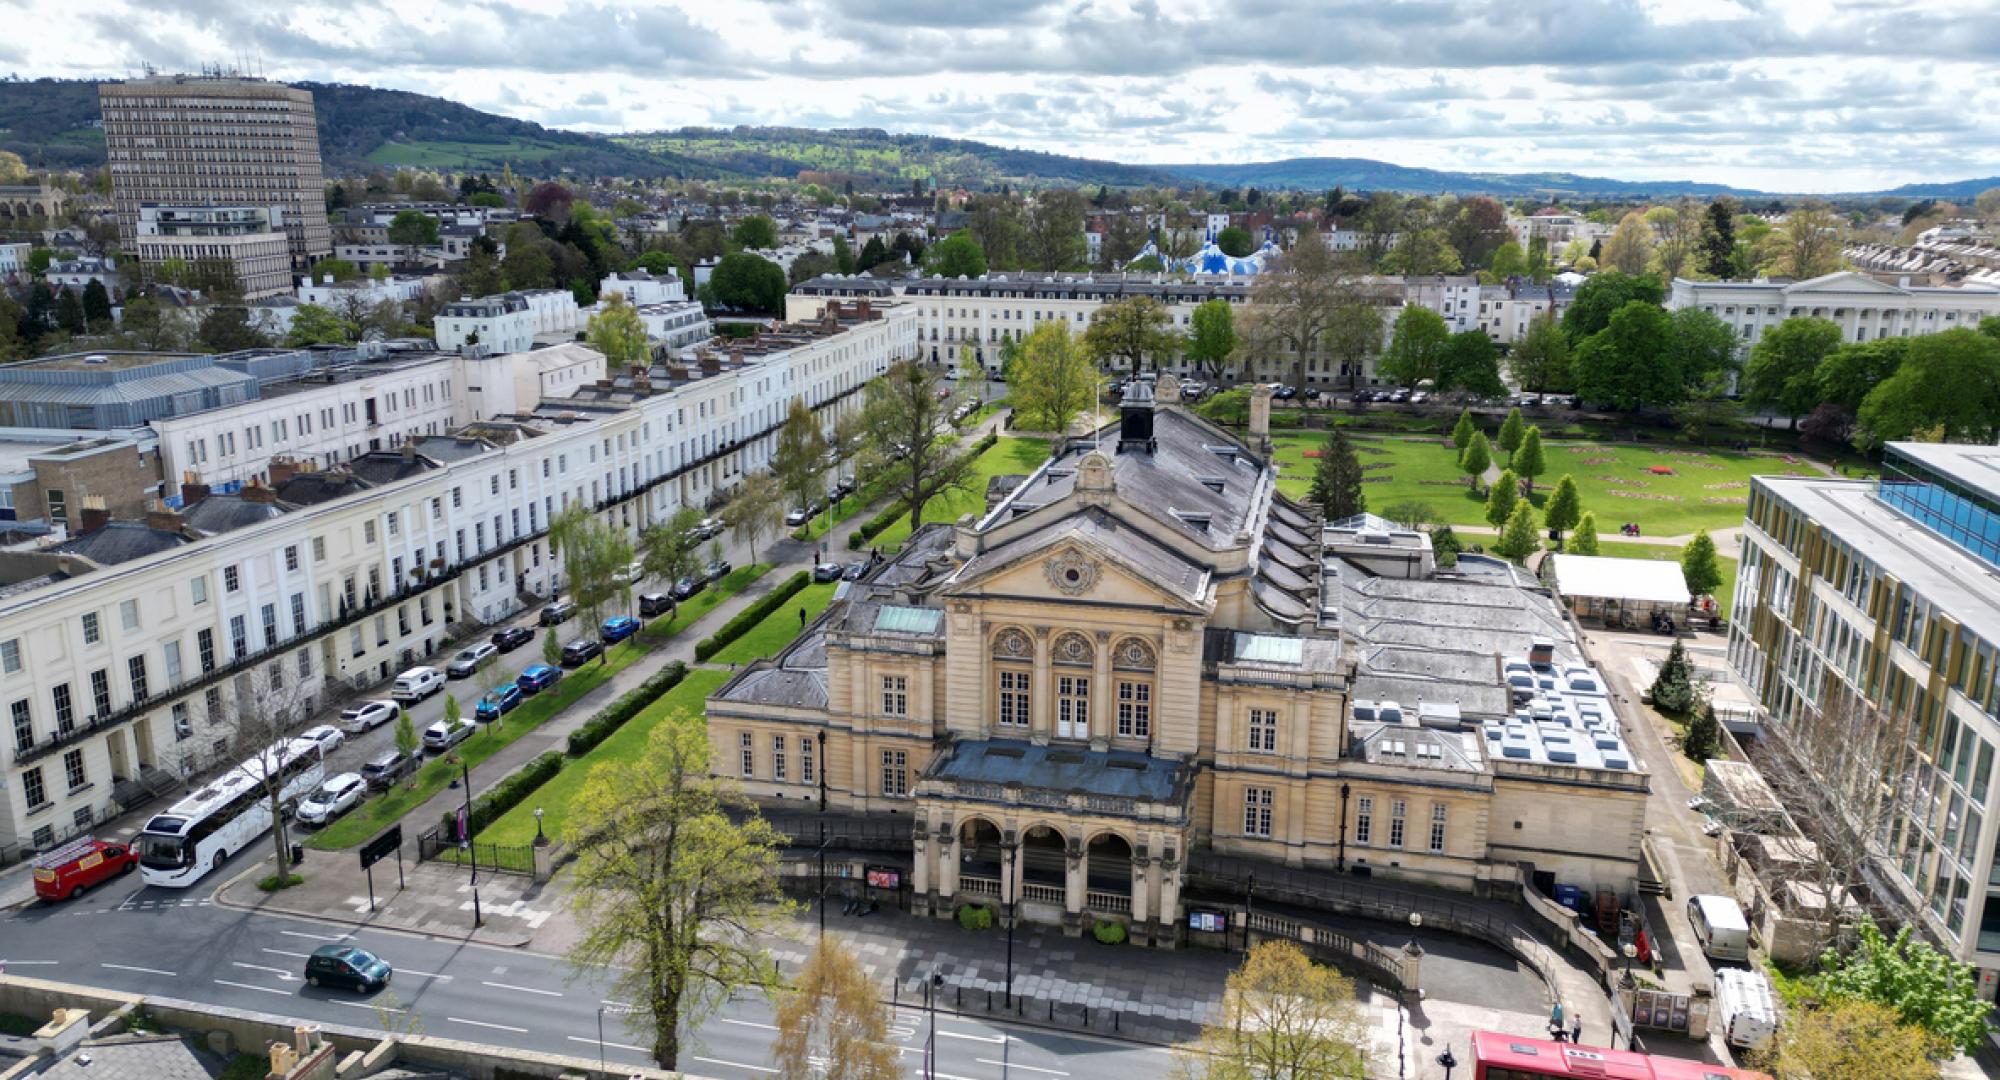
7,0 -> 1999,192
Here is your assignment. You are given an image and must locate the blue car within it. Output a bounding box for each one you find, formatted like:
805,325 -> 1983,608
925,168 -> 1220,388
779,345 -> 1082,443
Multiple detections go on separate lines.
516,664 -> 563,694
601,616 -> 642,644
475,683 -> 524,722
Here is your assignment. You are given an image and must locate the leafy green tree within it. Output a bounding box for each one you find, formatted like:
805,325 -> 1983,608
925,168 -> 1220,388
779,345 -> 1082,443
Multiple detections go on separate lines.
1562,271 -> 1664,343
1242,232 -> 1354,392
925,230 -> 986,279
567,711 -> 788,1070
1191,941 -> 1369,1080
54,289 -> 84,334
1525,235 -> 1552,282
285,303 -> 357,346
81,280 -> 113,331
1744,316 -> 1842,429
1185,298 -> 1238,380
1430,523 -> 1462,568
773,937 -> 899,1080
1383,227 -> 1462,275
1013,321 -> 1101,434
1438,330 -> 1506,397
1681,529 -> 1724,598
1215,225 -> 1254,258
1083,295 -> 1179,380
548,505 -> 635,662
1650,639 -> 1699,715
862,360 -> 975,533
195,306 -> 269,353
1543,474 -> 1581,541
707,252 -> 786,313
639,508 -> 704,617
1857,328 -> 2000,446
1768,998 -> 1944,1080
1493,502 -> 1541,563
394,707 -> 419,764
1600,211 -> 1654,275
730,215 -> 777,250
1322,298 -> 1385,391
1309,428 -> 1366,521
1815,917 -> 1994,1055
1682,703 -> 1720,764
1701,200 -> 1737,279
1512,426 -> 1546,494
1489,239 -> 1528,279
1485,468 -> 1520,527
1451,409 -> 1476,451
26,248 -> 54,277
1496,407 -> 1526,457
1377,305 -> 1450,388
1195,387 -> 1249,426
772,397 -> 829,521
387,210 -> 440,261
1818,338 -> 1908,411
1573,301 -> 1681,410
587,293 -> 649,368
1459,431 -> 1492,493
1021,189 -> 1088,271
856,235 -> 889,272
726,474 -> 784,565
1570,512 -> 1600,555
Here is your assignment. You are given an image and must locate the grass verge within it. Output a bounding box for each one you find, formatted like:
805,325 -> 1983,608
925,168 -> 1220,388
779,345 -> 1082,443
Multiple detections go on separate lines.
709,581 -> 841,666
875,436 -> 1051,553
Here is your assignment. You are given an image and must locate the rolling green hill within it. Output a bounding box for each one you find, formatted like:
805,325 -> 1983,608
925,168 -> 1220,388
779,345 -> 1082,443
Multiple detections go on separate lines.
617,126 -> 1183,189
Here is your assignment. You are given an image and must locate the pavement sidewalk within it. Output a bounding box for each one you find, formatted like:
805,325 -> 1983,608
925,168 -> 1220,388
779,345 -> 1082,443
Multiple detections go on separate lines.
212,843 -> 560,947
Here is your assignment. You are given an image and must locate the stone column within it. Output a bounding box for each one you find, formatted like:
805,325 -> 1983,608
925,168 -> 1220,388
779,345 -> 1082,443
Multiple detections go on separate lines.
911,817 -> 932,914
1090,631 -> 1112,749
1156,846 -> 1184,949
936,823 -> 961,914
1031,629 -> 1052,745
1063,839 -> 1086,937
1130,845 -> 1153,927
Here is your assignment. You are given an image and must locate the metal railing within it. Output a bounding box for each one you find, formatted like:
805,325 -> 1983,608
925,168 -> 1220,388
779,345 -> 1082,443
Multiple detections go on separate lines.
416,823 -> 536,876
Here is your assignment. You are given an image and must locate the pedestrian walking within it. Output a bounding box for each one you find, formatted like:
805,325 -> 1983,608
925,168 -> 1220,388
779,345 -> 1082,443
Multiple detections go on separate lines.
1571,1018 -> 1582,1045
799,607 -> 807,628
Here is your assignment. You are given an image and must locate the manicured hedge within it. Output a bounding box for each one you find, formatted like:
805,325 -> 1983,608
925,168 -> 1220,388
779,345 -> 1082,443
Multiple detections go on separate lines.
566,661 -> 688,757
448,750 -> 564,837
694,571 -> 812,661
847,434 -> 1001,549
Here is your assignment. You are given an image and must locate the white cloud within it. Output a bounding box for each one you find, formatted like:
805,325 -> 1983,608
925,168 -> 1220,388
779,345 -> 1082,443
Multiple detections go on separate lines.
8,0 -> 2000,191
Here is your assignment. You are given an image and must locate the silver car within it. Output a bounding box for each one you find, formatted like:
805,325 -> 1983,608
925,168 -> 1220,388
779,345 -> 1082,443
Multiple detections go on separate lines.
445,642 -> 498,679
296,773 -> 366,826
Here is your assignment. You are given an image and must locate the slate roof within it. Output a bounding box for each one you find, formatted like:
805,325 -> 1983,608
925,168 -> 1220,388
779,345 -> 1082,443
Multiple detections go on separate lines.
926,737 -> 1187,803
275,470 -> 373,506
39,1034 -> 215,1080
48,521 -> 188,565
951,507 -> 1210,606
182,493 -> 289,536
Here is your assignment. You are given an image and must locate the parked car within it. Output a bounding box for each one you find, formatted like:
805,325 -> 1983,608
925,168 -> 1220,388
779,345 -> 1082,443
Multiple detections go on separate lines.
304,945 -> 391,993
390,666 -> 444,703
829,478 -> 855,500
704,559 -> 732,583
561,638 -> 603,666
614,559 -> 645,584
339,699 -> 398,733
296,773 -> 367,826
1388,389 -> 1411,404
516,664 -> 562,694
639,592 -> 673,618
31,838 -> 137,901
671,575 -> 705,601
445,642 -> 498,679
1410,390 -> 1430,405
491,625 -> 534,652
784,506 -> 817,527
813,563 -> 844,582
360,751 -> 413,791
601,616 -> 642,644
696,517 -> 725,539
475,684 -> 524,723
422,718 -> 474,752
539,599 -> 576,626
300,724 -> 345,754
842,561 -> 869,581
1272,385 -> 1297,401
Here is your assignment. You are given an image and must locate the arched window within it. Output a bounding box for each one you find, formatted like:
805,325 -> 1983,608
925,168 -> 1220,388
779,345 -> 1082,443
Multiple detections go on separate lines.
1051,633 -> 1092,740
992,628 -> 1032,730
1112,638 -> 1155,742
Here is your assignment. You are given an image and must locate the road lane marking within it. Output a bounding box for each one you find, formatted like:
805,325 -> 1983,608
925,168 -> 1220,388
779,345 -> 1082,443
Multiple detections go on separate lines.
1,960 -> 59,966
262,948 -> 312,959
102,963 -> 176,976
215,979 -> 292,997
601,999 -> 637,1009
978,1060 -> 1068,1076
482,980 -> 562,997
448,1017 -> 527,1034
691,1056 -> 778,1074
938,1029 -> 1006,1043
717,1017 -> 778,1032
398,970 -> 452,981
329,1000 -> 405,1014
232,962 -> 295,978
567,1035 -> 649,1053
280,930 -> 350,942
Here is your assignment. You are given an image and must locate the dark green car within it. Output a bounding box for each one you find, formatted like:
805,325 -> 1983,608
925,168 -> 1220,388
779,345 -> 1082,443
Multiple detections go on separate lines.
304,944 -> 392,992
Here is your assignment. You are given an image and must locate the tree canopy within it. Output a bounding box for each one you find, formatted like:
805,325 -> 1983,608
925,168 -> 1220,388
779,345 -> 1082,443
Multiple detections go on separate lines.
1562,271 -> 1664,343
706,251 -> 787,313
1857,328 -> 2000,447
1377,305 -> 1450,389
1012,321 -> 1101,435
1186,299 -> 1238,380
1744,317 -> 1843,428
926,230 -> 987,279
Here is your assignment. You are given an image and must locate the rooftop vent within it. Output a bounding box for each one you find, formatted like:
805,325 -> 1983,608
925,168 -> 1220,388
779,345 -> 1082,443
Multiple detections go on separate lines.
1198,476 -> 1227,493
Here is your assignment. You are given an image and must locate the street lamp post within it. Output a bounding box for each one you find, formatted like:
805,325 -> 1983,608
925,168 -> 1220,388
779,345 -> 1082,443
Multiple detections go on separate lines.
1003,841 -> 1017,1008
595,1005 -> 607,1079
817,730 -> 827,812
1243,870 -> 1256,952
817,820 -> 829,942
1435,1046 -> 1457,1080
922,966 -> 942,1080
1336,782 -> 1351,871
461,760 -> 482,928
533,806 -> 547,846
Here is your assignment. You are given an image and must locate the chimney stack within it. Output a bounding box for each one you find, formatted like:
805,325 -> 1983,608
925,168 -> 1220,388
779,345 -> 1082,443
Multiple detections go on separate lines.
267,457 -> 299,487
243,482 -> 277,505
145,507 -> 183,533
1248,382 -> 1274,456
400,443 -> 417,463
78,497 -> 111,535
179,478 -> 211,505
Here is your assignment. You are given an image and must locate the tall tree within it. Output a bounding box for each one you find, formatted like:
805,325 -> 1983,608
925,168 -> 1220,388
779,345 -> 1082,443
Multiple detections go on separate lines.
640,508 -> 704,617
1451,409 -> 1476,451
1185,298 -> 1238,380
1651,639 -> 1699,715
1189,941 -> 1368,1080
80,280 -> 113,331
1493,502 -> 1541,563
54,289 -> 84,334
387,210 -> 440,262
730,215 -> 777,250
1543,474 -> 1581,541
773,938 -> 900,1080
549,505 -> 634,661
1667,306 -> 1740,391
285,303 -> 358,347
1496,408 -> 1526,458
772,397 -> 830,520
1701,199 -> 1738,278
1215,225 -> 1254,258
1512,426 -> 1547,494
1022,189 -> 1088,271
1510,312 -> 1572,392
1681,529 -> 1723,598
195,306 -> 269,353
706,252 -> 787,313
567,712 -> 786,1070
1309,428 -> 1366,521
1489,239 -> 1528,279
1013,321 -> 1101,434
1569,512 -> 1600,555
195,665 -> 322,883
1083,296 -> 1179,380
1817,338 -> 1908,411
726,473 -> 784,565
1446,195 -> 1509,268
1383,227 -> 1462,275
1767,201 -> 1845,279
1241,232 -> 1353,391
1743,316 -> 1843,429
967,198 -> 1024,270
925,230 -> 987,279
1459,431 -> 1492,493
861,360 -> 975,533
1562,271 -> 1664,343
1321,297 -> 1385,391
1857,327 -> 2000,446
587,293 -> 649,368
1599,211 -> 1654,275
1377,305 -> 1450,389
1485,468 -> 1520,527
1573,301 -> 1680,411
1645,200 -> 1703,280
1437,330 -> 1506,398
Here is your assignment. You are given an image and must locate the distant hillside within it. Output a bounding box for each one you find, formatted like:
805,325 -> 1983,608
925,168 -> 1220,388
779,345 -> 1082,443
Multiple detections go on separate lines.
1869,175 -> 2000,200
1159,157 -> 1759,198
0,76 -> 713,178
619,126 -> 1183,189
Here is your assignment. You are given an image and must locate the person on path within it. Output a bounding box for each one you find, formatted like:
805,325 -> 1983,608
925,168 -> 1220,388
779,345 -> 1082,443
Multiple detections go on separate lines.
799,607 -> 807,628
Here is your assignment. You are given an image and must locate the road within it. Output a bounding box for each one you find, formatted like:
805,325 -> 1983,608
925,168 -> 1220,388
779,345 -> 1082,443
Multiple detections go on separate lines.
1,857 -> 1174,1080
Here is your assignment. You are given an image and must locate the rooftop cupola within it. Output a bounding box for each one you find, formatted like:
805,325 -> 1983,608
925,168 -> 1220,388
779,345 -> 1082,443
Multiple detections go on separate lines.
1119,379 -> 1157,454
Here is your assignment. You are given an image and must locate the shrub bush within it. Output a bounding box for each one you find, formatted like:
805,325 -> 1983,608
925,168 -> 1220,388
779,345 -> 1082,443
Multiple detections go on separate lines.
566,661 -> 688,757
447,749 -> 565,836
957,903 -> 994,931
1092,919 -> 1127,945
694,571 -> 811,661
257,873 -> 304,892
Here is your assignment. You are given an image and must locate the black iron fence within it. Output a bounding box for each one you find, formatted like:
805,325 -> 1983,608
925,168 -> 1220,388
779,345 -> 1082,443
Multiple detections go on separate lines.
416,824 -> 536,876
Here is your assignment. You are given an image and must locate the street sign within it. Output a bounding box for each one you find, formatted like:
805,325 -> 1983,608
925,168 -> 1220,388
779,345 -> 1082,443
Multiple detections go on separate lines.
360,825 -> 401,870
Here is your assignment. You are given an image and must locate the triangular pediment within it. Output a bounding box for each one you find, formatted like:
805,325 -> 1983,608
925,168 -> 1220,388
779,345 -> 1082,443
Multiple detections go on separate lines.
1782,271 -> 1908,296
942,516 -> 1210,612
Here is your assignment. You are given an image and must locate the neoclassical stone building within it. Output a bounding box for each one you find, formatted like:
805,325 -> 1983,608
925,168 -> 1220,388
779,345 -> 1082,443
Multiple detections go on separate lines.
709,380 -> 1650,944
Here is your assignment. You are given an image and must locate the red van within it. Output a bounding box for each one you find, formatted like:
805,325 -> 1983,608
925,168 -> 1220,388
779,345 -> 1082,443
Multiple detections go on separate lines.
32,837 -> 137,900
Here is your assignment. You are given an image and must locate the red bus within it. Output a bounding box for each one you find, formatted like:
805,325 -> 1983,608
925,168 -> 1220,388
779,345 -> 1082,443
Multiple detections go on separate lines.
1472,1031 -> 1772,1080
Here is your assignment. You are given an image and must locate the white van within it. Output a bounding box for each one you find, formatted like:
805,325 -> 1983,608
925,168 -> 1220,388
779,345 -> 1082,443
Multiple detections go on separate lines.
390,666 -> 445,703
1713,968 -> 1777,1052
1687,893 -> 1751,962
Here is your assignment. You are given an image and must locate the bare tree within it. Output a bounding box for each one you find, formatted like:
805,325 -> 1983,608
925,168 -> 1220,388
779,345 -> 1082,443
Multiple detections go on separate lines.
195,660 -> 328,882
1240,232 -> 1363,394
860,360 -> 975,534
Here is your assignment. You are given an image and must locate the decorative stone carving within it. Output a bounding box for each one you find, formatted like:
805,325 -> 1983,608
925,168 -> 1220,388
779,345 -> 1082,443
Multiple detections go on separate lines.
1043,548 -> 1100,596
1051,631 -> 1093,666
992,628 -> 1033,660
1112,637 -> 1157,671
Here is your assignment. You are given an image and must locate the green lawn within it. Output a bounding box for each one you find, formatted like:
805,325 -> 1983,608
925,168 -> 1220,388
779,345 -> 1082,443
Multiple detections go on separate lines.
794,487 -> 878,543
1574,541 -> 1741,618
1275,433 -> 1813,536
710,581 -> 842,666
876,437 -> 1052,553
366,139 -> 566,168
477,670 -> 731,847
